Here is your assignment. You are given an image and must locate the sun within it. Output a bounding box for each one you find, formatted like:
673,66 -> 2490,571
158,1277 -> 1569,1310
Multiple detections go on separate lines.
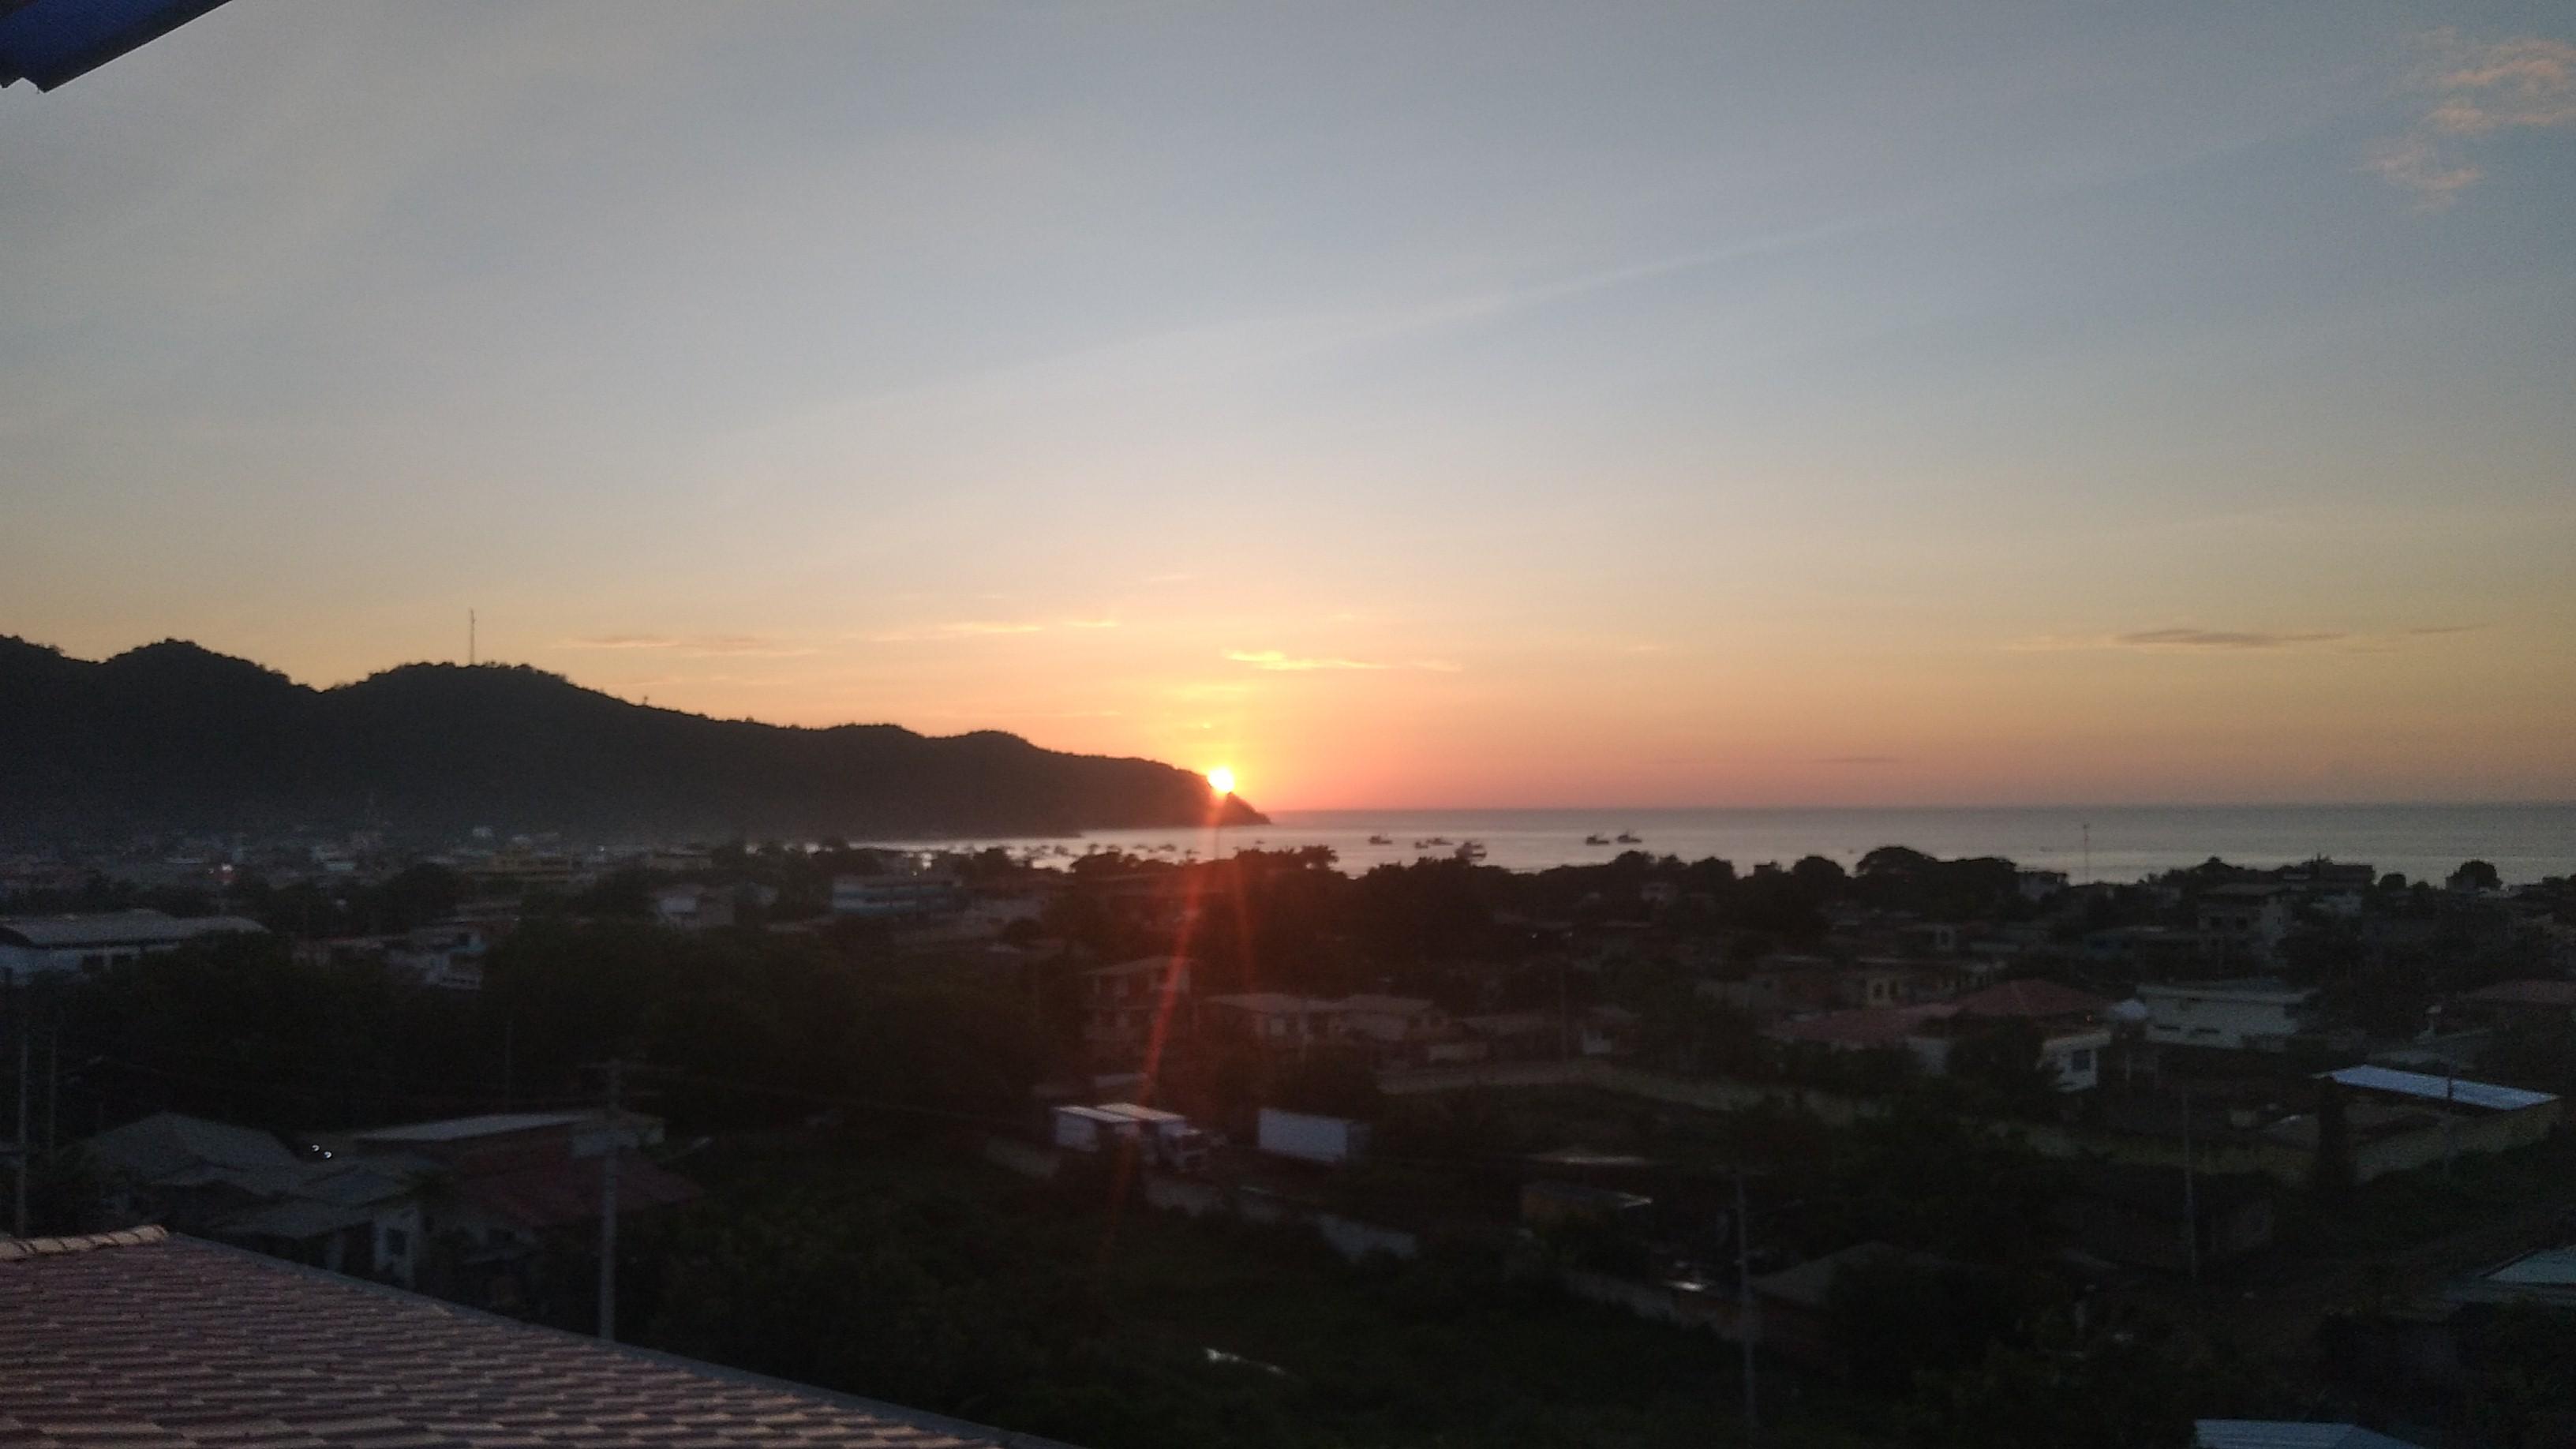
1206,766 -> 1236,796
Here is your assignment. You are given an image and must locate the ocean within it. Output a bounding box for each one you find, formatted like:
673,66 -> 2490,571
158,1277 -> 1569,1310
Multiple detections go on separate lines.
882,804 -> 2576,888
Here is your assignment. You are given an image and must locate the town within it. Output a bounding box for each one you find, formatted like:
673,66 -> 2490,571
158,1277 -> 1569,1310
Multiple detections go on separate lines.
6,830 -> 2572,1447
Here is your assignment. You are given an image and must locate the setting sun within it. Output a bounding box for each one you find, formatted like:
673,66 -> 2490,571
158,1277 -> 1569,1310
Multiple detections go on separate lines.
1205,766 -> 1236,796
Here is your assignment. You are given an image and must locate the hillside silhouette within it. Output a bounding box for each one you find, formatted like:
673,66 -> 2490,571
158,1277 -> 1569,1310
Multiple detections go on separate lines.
0,638 -> 1264,839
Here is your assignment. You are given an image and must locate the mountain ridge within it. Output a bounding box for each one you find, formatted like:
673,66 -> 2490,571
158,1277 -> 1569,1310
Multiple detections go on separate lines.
0,638 -> 1264,840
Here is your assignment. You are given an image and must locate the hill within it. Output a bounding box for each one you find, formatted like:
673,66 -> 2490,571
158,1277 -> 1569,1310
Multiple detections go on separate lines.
0,638 -> 1264,840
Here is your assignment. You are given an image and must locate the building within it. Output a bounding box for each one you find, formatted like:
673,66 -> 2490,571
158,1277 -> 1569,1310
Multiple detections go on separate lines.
1080,956 -> 1193,1054
2137,979 -> 2316,1052
2195,1423 -> 2421,1449
0,909 -> 265,975
386,919 -> 495,991
653,882 -> 736,931
2458,979 -> 2576,1030
0,1228 -> 1080,1448
1199,991 -> 1344,1049
829,871 -> 966,918
77,1112 -> 424,1284
2198,884 -> 2296,964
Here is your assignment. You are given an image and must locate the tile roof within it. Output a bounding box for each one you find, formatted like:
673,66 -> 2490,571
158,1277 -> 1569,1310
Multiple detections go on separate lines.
1948,979 -> 2110,1020
0,1229 -> 1078,1447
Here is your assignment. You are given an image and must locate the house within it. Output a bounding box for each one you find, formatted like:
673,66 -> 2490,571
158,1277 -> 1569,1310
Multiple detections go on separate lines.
320,1110 -> 700,1300
652,882 -> 736,930
0,1229 -> 1083,1449
387,919 -> 494,990
2137,979 -> 2316,1052
0,909 -> 264,975
77,1112 -> 424,1284
2458,979 -> 2576,1030
2084,923 -> 2205,973
2195,1423 -> 2421,1449
2443,1244 -> 2576,1312
1080,956 -> 1193,1054
2198,884 -> 2296,964
2016,869 -> 2069,902
829,871 -> 966,918
1199,991 -> 1343,1050
1920,979 -> 2114,1091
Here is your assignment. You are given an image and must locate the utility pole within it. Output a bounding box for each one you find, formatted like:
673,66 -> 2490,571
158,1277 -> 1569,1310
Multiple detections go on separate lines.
1735,1169 -> 1759,1445
13,972 -> 29,1240
597,1058 -> 621,1342
44,1024 -> 58,1160
2180,1084 -> 2199,1286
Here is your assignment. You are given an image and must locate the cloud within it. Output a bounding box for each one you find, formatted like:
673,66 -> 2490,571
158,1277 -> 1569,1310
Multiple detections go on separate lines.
1224,649 -> 1389,672
2373,32 -> 2576,204
2113,628 -> 2347,650
560,633 -> 815,657
868,617 -> 1119,642
2012,623 -> 2481,653
1219,650 -> 1462,673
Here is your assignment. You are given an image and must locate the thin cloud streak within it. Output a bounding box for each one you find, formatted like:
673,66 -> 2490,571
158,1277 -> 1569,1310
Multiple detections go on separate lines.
560,634 -> 816,657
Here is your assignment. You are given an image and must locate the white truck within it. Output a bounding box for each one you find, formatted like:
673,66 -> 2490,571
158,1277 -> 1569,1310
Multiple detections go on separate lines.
1050,1104 -> 1143,1155
1256,1107 -> 1370,1166
1050,1103 -> 1211,1173
1093,1102 -> 1212,1173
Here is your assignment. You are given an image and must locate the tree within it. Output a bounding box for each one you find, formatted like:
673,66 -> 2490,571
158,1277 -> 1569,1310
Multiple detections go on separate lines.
2452,859 -> 2503,893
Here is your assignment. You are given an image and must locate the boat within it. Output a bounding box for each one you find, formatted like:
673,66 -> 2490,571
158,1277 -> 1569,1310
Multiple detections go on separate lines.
1425,836 -> 1453,846
1368,834 -> 1394,845
1615,832 -> 1641,844
1454,840 -> 1487,862
1583,833 -> 1610,846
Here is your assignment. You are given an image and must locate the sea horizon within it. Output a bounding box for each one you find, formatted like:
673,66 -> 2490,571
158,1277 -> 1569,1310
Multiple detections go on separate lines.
872,801 -> 2576,889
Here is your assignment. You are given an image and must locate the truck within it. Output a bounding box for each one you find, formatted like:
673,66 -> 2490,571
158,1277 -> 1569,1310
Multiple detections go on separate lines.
1092,1102 -> 1212,1173
1256,1107 -> 1371,1166
1050,1104 -> 1143,1155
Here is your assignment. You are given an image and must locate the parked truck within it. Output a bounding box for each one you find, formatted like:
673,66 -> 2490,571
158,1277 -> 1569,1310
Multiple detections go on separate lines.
1051,1103 -> 1211,1173
1093,1102 -> 1212,1173
1256,1107 -> 1370,1166
1051,1104 -> 1143,1155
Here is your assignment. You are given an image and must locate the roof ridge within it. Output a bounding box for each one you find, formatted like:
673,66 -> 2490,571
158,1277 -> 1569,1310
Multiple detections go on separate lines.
0,1225 -> 169,1260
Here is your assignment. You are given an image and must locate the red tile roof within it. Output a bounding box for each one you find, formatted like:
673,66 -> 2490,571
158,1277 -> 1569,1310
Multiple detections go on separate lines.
1947,979 -> 2109,1020
0,1229 -> 1073,1447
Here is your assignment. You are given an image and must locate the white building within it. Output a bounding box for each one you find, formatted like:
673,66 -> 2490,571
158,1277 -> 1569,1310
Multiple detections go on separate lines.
829,873 -> 965,918
2136,979 -> 2316,1052
0,910 -> 265,976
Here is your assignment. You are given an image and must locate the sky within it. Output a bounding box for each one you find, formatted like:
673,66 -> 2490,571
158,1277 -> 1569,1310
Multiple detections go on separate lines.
3,2 -> 2572,811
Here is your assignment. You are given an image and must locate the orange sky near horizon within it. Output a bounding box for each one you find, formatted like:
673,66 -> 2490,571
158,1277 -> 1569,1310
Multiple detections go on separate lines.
5,6 -> 2573,810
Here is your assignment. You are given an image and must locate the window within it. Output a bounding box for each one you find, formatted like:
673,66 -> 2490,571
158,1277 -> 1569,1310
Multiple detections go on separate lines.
2068,1049 -> 2095,1072
382,1226 -> 410,1257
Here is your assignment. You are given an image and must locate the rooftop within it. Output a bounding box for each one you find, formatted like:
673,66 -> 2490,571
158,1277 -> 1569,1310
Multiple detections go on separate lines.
2194,1421 -> 2422,1449
350,1111 -> 593,1142
0,1227 -> 1075,1447
2462,979 -> 2576,1009
0,910 -> 266,950
2323,1065 -> 2559,1114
